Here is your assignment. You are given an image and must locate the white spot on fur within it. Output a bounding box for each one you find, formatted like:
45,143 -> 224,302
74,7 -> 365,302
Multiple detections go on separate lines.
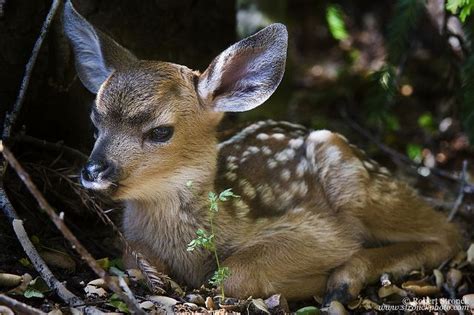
275,148 -> 295,163
257,184 -> 275,205
281,169 -> 291,181
225,172 -> 237,181
296,159 -> 309,177
308,130 -> 332,143
272,133 -> 286,140
239,179 -> 256,199
267,159 -> 277,169
256,133 -> 269,141
289,138 -> 304,149
262,146 -> 272,156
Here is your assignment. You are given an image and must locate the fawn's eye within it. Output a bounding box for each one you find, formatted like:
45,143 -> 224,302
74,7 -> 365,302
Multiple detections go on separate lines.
146,126 -> 174,143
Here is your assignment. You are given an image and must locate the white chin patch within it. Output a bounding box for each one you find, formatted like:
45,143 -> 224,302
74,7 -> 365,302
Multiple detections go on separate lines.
81,178 -> 112,191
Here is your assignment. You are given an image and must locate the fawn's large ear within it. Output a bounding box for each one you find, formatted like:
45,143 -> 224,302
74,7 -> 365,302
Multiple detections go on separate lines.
63,0 -> 137,94
198,23 -> 288,112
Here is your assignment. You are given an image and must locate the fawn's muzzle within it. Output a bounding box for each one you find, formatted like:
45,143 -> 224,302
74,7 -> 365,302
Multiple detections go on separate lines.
81,159 -> 116,191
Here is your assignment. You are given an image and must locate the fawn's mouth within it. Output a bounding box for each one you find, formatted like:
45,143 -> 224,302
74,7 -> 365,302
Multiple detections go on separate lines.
81,175 -> 120,195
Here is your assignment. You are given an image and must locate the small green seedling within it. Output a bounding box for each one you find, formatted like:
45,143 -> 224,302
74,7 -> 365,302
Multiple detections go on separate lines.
187,188 -> 239,299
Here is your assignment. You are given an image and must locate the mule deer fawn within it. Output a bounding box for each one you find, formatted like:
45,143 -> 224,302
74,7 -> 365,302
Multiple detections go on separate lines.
64,1 -> 461,303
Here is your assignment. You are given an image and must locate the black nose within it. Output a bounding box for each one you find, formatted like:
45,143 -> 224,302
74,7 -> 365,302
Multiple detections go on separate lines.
81,160 -> 111,182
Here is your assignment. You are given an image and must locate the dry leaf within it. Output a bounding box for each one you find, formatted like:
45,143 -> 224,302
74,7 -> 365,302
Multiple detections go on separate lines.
0,273 -> 22,288
433,269 -> 444,289
148,295 -> 178,314
467,244 -> 474,265
401,280 -> 439,296
205,296 -> 215,310
185,293 -> 205,306
378,284 -> 407,298
328,301 -> 348,315
360,298 -> 379,310
249,298 -> 270,314
127,269 -> 144,281
40,250 -> 76,271
84,284 -> 107,298
347,297 -> 362,310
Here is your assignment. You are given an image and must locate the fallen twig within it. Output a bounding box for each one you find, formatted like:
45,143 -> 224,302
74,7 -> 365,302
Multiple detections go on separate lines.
2,145 -> 145,315
2,0 -> 61,139
0,186 -> 101,314
0,294 -> 46,315
340,108 -> 473,187
14,134 -> 88,161
448,160 -> 468,221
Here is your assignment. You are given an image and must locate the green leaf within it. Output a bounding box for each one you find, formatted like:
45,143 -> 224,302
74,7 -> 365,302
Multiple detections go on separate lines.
110,258 -> 125,270
219,188 -> 239,201
326,5 -> 348,41
31,235 -> 40,245
24,288 -> 44,299
209,267 -> 231,286
406,143 -> 423,162
23,277 -> 50,299
108,293 -> 130,313
96,257 -> 110,270
417,112 -> 435,132
19,257 -> 32,268
109,266 -> 126,277
296,306 -> 321,315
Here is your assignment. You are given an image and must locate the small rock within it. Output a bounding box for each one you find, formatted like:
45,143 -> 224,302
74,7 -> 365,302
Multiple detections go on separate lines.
47,309 -> 63,315
205,296 -> 215,310
185,293 -> 205,306
446,268 -> 463,288
264,294 -> 289,313
183,302 -> 199,311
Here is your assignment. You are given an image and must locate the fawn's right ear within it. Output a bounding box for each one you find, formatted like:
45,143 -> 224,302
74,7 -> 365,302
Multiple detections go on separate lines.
63,0 -> 136,94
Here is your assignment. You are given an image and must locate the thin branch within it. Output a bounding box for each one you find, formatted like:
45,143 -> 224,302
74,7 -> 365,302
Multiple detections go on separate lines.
0,294 -> 46,315
448,160 -> 468,221
2,0 -> 61,139
0,187 -> 101,314
14,134 -> 88,161
340,108 -> 473,185
1,144 -> 145,315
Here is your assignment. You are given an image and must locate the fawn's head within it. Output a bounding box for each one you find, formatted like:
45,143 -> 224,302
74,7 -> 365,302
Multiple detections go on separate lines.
64,1 -> 287,201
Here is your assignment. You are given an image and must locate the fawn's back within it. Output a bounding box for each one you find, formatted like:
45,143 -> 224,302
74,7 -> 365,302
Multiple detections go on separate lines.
64,1 -> 461,303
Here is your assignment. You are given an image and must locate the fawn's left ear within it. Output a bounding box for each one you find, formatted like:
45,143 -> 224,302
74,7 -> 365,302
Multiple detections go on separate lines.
198,23 -> 288,112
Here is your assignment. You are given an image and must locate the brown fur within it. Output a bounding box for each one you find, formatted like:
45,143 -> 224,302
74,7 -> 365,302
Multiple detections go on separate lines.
92,67 -> 461,300
63,6 -> 462,302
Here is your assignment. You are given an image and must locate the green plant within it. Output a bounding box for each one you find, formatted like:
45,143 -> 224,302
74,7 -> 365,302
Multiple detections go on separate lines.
447,0 -> 474,22
187,188 -> 239,299
326,4 -> 348,41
